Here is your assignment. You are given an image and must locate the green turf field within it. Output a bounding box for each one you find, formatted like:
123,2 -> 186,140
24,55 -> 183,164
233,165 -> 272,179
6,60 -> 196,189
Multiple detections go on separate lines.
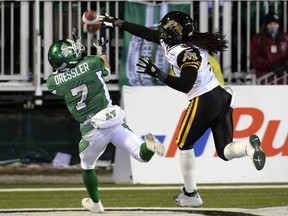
0,184 -> 287,209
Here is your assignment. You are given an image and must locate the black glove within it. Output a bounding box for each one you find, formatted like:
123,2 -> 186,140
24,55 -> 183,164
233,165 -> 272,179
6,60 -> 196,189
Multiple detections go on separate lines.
93,37 -> 109,56
100,13 -> 124,28
136,57 -> 160,78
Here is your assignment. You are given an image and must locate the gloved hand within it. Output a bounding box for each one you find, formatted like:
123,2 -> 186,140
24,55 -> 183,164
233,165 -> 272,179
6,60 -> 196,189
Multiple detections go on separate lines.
99,13 -> 124,28
136,57 -> 160,78
93,37 -> 109,56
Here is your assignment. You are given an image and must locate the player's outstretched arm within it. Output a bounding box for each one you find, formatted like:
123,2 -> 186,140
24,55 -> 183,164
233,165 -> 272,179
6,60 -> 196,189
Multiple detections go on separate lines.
93,37 -> 111,82
136,57 -> 197,94
100,13 -> 159,44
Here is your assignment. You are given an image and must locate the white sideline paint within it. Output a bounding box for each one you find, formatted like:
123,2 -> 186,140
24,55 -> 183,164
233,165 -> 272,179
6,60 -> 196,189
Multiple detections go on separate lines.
1,184 -> 288,192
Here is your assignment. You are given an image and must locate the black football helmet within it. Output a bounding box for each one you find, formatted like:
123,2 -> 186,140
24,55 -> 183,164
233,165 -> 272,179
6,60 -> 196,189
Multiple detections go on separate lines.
158,11 -> 194,46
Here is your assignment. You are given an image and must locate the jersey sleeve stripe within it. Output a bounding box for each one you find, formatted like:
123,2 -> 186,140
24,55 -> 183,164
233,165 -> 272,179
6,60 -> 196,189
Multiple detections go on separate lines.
181,61 -> 201,69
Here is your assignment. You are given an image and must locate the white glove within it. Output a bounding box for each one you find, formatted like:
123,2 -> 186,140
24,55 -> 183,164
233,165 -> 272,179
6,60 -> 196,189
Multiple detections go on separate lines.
93,37 -> 108,56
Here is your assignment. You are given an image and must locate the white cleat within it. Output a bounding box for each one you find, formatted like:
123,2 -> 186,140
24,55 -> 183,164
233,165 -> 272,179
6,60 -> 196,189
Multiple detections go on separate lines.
144,133 -> 165,156
82,198 -> 105,213
173,188 -> 203,207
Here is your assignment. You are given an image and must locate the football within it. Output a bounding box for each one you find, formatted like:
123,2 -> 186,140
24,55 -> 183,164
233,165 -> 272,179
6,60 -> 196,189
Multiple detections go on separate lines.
82,10 -> 101,33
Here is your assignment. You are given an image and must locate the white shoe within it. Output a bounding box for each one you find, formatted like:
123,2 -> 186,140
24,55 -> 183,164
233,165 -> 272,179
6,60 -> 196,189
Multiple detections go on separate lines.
81,198 -> 105,213
144,133 -> 165,156
173,188 -> 203,207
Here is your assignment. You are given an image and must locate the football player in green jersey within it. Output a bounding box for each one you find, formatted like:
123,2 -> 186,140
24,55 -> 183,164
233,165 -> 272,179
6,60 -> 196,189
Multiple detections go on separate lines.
47,36 -> 165,213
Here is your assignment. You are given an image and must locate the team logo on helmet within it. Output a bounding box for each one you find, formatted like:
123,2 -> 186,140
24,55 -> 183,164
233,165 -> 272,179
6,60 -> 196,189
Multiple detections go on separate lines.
61,43 -> 69,58
163,20 -> 183,35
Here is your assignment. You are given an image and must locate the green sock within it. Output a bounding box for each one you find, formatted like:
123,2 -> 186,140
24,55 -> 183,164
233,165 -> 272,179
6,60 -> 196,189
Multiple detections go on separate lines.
82,169 -> 99,203
140,143 -> 155,162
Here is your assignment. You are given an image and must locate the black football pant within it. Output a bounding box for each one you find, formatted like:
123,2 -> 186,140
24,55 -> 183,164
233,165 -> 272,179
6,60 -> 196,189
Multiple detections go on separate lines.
176,85 -> 233,160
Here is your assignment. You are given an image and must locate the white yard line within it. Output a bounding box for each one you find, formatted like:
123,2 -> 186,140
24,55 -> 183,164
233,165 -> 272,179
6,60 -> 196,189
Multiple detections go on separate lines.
1,184 -> 288,192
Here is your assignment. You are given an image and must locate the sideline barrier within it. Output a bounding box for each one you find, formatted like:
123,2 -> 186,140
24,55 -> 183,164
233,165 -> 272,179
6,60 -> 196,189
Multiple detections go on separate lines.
113,86 -> 288,184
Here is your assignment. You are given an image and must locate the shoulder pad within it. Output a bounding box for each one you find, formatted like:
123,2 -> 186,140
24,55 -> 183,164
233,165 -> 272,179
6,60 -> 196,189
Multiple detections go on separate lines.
177,47 -> 202,69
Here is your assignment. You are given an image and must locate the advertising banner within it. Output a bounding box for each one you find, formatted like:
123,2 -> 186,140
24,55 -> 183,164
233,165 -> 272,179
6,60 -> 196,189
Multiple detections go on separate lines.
113,85 -> 288,184
119,2 -> 190,87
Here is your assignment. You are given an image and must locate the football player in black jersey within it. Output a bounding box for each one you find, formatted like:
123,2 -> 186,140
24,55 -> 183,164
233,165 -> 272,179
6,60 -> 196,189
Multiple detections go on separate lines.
99,11 -> 266,207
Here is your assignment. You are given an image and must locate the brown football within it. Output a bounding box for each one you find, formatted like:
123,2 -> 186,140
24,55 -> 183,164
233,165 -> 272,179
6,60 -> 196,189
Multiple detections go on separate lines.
82,10 -> 101,33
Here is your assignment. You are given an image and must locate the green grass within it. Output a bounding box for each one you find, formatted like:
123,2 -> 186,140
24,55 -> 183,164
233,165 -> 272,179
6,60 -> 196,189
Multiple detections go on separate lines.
0,184 -> 287,209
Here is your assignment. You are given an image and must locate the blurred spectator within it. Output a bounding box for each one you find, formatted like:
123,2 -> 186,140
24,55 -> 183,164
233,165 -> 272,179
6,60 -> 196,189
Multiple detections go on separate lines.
250,12 -> 288,81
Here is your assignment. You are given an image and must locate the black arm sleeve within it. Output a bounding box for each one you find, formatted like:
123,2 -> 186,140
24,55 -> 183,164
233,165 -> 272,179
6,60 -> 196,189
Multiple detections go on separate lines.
162,66 -> 198,93
120,21 -> 160,44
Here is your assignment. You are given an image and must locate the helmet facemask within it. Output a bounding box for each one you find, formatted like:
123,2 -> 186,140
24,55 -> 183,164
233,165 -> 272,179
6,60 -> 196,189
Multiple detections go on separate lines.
65,39 -> 85,65
159,20 -> 184,45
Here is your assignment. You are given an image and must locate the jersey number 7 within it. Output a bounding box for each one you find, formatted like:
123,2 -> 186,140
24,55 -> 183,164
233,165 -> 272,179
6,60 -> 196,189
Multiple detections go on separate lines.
71,84 -> 88,111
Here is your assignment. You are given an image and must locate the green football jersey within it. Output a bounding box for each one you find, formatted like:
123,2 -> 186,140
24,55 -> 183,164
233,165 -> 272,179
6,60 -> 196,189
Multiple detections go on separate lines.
47,55 -> 112,123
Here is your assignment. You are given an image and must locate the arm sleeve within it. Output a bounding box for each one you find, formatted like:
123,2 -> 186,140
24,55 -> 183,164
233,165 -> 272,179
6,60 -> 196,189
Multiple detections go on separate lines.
161,48 -> 202,93
162,66 -> 197,93
120,21 -> 160,44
